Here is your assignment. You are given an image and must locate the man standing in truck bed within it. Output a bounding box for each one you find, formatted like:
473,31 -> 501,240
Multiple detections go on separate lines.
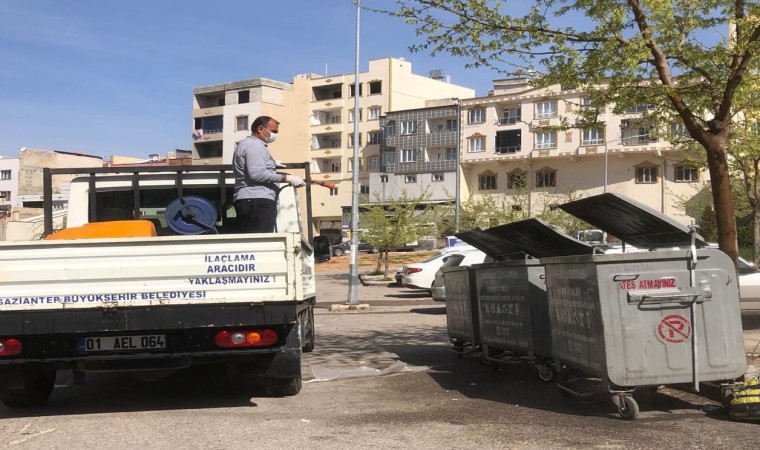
232,116 -> 306,233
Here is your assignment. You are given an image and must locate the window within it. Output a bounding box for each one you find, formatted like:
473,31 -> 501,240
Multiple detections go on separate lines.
0,191 -> 10,201
401,149 -> 417,163
638,127 -> 654,143
369,157 -> 380,170
636,166 -> 658,183
581,97 -> 605,113
0,170 -> 10,180
368,107 -> 381,120
671,123 -> 690,138
368,131 -> 380,145
380,174 -> 389,183
236,115 -> 249,132
369,81 -> 382,95
535,168 -> 557,187
350,83 -> 362,97
581,128 -> 604,146
675,165 -> 698,182
331,162 -> 341,173
624,104 -> 656,114
468,108 -> 485,123
507,170 -> 527,189
432,173 -> 445,182
349,109 -> 362,123
347,133 -> 363,147
535,101 -> 557,119
446,119 -> 457,131
478,173 -> 497,190
535,131 -> 557,149
401,120 -> 417,135
500,106 -> 521,124
348,159 -> 354,172
329,187 -> 339,196
383,121 -> 396,137
468,137 -> 485,152
445,147 -> 457,160
237,90 -> 249,104
360,185 -> 370,194
405,174 -> 417,183
381,152 -> 395,166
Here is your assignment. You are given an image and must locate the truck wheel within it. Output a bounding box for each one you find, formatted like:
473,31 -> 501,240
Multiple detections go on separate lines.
263,376 -> 302,396
0,369 -> 56,408
300,305 -> 315,353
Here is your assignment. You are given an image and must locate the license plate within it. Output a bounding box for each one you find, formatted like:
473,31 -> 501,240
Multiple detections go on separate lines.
76,335 -> 166,353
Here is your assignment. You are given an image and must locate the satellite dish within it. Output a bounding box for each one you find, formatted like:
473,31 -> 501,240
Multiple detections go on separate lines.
165,196 -> 218,235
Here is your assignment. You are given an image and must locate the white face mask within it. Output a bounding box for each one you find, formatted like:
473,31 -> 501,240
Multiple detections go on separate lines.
264,129 -> 278,144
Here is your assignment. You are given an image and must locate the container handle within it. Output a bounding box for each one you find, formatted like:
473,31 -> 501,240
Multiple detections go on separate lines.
627,287 -> 710,305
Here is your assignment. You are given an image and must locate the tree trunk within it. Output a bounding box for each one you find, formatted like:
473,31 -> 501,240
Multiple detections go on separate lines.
383,252 -> 390,278
375,252 -> 382,274
704,139 -> 738,263
754,205 -> 760,266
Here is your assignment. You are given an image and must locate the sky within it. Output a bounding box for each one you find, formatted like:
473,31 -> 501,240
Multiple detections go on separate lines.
0,0 -> 502,160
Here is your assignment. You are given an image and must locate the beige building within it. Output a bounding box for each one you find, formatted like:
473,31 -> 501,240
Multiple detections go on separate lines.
458,79 -> 706,226
191,57 -> 474,234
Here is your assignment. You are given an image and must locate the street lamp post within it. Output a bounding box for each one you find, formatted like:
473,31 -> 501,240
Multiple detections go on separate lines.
454,98 -> 461,232
347,0 -> 361,305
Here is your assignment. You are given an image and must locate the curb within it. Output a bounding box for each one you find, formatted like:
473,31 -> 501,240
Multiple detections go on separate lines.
329,303 -> 370,312
358,274 -> 396,287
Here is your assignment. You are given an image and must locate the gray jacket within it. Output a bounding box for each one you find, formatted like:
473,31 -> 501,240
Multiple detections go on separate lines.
232,136 -> 281,202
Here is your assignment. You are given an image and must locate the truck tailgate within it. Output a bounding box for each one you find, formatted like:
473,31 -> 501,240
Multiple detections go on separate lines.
0,232 -> 302,311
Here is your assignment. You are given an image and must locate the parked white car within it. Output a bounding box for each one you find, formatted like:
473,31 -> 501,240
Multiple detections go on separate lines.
431,252 -> 489,302
737,256 -> 760,311
402,246 -> 486,292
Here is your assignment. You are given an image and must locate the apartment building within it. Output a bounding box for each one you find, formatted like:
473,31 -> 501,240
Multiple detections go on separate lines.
192,57 -> 474,234
369,99 -> 461,204
458,78 -> 705,225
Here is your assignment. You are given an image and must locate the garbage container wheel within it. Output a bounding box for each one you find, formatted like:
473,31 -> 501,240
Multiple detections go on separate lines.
614,394 -> 640,420
536,363 -> 555,383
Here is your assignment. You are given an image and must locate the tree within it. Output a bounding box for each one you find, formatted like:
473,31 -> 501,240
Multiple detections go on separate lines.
369,0 -> 760,263
360,191 -> 438,277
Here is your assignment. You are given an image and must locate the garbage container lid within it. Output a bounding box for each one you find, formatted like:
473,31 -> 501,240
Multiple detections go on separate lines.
457,218 -> 594,259
559,193 -> 706,249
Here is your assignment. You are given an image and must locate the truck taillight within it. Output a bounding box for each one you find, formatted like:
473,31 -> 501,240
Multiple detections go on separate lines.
215,330 -> 278,348
0,338 -> 22,356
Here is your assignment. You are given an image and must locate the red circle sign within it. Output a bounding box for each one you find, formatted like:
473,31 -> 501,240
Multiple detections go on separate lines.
657,314 -> 691,343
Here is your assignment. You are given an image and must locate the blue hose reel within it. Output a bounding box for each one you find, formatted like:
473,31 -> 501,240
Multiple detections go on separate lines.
165,196 -> 218,235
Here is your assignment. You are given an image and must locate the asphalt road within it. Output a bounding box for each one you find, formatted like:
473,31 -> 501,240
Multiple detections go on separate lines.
0,272 -> 757,449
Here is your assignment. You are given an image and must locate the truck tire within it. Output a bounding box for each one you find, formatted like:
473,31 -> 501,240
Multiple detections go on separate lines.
0,369 -> 56,408
264,376 -> 302,396
300,305 -> 315,353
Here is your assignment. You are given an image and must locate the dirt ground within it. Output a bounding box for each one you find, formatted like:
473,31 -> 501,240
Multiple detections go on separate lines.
315,250 -> 437,273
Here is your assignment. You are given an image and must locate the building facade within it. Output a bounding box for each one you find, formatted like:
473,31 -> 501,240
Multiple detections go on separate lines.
191,58 -> 474,235
370,100 -> 461,204
458,79 -> 705,226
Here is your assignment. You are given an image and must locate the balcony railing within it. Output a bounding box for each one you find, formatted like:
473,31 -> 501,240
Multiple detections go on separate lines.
383,160 -> 456,174
621,136 -> 658,146
495,146 -> 521,154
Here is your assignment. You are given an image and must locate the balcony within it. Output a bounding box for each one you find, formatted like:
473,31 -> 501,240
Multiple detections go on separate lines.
384,160 -> 456,175
311,132 -> 342,150
193,105 -> 224,118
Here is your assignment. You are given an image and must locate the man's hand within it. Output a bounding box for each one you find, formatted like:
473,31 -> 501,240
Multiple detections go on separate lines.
275,160 -> 287,168
285,174 -> 306,187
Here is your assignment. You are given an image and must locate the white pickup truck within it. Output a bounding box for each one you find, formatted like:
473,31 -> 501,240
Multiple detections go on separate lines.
0,164 -> 330,408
